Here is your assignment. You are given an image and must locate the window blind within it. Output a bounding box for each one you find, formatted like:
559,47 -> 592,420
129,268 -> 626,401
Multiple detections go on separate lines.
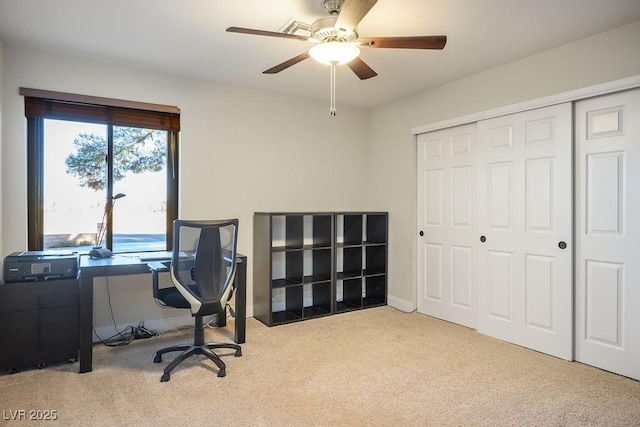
20,88 -> 180,131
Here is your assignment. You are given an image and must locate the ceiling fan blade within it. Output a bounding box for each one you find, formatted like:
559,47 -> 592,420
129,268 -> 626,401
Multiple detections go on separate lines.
263,52 -> 310,74
226,26 -> 311,42
347,57 -> 377,80
334,0 -> 378,34
358,35 -> 447,50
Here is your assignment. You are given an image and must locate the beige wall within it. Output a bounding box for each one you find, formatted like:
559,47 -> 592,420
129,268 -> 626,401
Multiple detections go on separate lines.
368,20 -> 640,309
0,43 -> 369,333
2,20 -> 640,333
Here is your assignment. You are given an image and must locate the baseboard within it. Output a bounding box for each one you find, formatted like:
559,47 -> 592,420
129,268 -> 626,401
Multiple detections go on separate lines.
93,308 -> 255,343
245,303 -> 254,318
92,314 -> 195,343
387,295 -> 416,313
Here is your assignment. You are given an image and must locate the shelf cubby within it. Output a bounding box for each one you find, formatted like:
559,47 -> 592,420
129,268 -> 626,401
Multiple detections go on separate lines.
364,214 -> 388,244
303,247 -> 332,283
308,214 -> 332,249
270,250 -> 303,287
338,246 -> 362,279
364,244 -> 386,276
271,285 -> 304,324
336,278 -> 363,312
339,214 -> 363,246
271,214 -> 303,250
364,275 -> 386,307
303,281 -> 332,319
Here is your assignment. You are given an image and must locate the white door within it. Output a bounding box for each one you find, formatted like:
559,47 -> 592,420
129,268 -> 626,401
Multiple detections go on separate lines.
417,124 -> 477,328
476,103 -> 573,360
575,89 -> 640,380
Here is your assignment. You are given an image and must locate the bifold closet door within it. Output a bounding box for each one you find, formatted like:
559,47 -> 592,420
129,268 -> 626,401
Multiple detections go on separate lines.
417,124 -> 477,329
575,89 -> 640,381
476,103 -> 573,360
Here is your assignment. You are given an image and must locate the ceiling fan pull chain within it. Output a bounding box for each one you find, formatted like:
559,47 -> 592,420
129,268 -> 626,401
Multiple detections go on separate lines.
330,61 -> 337,116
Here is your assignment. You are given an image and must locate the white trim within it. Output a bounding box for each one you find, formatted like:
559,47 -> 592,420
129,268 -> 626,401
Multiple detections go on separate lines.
411,75 -> 640,135
387,294 -> 416,313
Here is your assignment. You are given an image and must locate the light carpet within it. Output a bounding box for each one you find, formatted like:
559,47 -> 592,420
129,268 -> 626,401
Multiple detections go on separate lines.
1,306 -> 639,426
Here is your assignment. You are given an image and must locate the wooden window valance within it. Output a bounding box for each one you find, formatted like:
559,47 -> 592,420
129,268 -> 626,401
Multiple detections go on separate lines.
20,87 -> 180,131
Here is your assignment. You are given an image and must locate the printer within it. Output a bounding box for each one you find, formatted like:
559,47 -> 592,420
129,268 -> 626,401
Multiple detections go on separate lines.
3,251 -> 79,282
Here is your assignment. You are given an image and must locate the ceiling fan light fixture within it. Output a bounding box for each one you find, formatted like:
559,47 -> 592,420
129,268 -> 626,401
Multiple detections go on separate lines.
309,41 -> 360,65
227,0 -> 447,116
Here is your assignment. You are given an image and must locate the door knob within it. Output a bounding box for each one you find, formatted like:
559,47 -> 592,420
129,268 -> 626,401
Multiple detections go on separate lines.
480,235 -> 486,243
419,231 -> 424,236
558,241 -> 567,249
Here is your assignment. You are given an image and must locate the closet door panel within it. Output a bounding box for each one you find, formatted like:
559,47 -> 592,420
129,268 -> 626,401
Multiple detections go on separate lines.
576,88 -> 640,381
477,102 -> 572,360
417,124 -> 477,328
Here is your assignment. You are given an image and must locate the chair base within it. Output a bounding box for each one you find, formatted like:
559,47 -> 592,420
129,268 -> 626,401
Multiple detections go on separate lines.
154,315 -> 241,382
154,342 -> 242,381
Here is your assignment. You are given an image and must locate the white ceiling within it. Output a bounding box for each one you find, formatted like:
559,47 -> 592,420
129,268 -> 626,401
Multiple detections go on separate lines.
1,0 -> 639,108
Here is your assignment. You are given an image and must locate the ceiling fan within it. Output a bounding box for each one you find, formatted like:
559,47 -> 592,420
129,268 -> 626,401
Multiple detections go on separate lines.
227,0 -> 447,115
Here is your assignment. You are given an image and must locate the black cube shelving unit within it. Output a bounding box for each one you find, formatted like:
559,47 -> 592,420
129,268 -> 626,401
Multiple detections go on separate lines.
254,212 -> 387,326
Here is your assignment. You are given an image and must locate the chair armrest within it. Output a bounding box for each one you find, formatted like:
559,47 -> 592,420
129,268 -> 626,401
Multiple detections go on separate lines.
148,261 -> 170,273
148,261 -> 171,300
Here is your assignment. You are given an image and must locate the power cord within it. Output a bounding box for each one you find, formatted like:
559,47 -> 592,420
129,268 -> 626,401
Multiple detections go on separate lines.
134,322 -> 156,339
93,322 -> 157,347
227,303 -> 236,318
91,270 -> 158,346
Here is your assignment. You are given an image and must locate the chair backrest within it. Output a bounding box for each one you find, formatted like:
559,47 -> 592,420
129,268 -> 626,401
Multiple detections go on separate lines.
170,219 -> 238,316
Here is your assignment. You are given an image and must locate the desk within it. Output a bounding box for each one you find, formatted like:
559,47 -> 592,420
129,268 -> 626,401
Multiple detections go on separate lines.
78,253 -> 246,373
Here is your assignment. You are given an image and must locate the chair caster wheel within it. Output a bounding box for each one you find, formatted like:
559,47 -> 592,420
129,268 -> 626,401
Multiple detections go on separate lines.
235,349 -> 242,357
217,369 -> 226,378
153,354 -> 162,363
160,373 -> 170,382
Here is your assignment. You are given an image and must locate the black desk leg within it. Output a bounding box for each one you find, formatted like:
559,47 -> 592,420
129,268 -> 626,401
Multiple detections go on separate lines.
235,257 -> 246,344
78,273 -> 93,373
215,256 -> 246,344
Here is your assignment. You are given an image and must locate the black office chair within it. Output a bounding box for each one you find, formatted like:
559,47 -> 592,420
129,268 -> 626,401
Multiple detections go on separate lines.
151,219 -> 242,382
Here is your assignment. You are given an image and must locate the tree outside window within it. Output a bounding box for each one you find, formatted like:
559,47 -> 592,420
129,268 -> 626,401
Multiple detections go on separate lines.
43,120 -> 168,252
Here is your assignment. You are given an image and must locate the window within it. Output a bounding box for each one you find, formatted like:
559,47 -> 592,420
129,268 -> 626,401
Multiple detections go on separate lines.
22,88 -> 179,253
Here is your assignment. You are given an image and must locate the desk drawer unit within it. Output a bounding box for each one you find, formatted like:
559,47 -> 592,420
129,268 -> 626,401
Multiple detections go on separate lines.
0,278 -> 79,372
